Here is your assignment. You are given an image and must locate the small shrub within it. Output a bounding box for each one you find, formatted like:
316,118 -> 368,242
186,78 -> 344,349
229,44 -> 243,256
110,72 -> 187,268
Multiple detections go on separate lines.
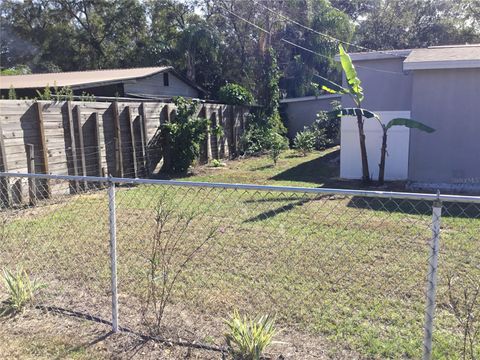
36,84 -> 52,100
225,310 -> 277,360
1,268 -> 45,314
268,132 -> 288,166
218,83 -> 254,105
293,128 -> 316,156
80,91 -> 96,102
312,104 -> 341,149
8,85 -> 16,100
210,159 -> 225,167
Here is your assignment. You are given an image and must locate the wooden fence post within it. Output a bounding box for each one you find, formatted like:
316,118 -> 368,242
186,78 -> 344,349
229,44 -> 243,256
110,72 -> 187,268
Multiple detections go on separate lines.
199,105 -> 208,164
25,144 -> 37,206
112,101 -> 123,178
93,112 -> 103,177
126,106 -> 137,178
139,102 -> 150,177
34,102 -> 50,198
93,112 -> 105,189
66,101 -> 79,193
0,123 -> 12,208
74,105 -> 87,190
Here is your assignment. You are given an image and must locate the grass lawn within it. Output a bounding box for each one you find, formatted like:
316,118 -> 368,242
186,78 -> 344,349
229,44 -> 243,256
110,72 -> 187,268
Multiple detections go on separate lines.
1,148 -> 479,359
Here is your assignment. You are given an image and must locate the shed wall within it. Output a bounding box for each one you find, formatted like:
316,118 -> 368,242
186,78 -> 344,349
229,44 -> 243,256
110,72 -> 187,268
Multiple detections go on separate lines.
409,68 -> 480,183
282,95 -> 339,139
124,72 -> 199,98
342,58 -> 412,111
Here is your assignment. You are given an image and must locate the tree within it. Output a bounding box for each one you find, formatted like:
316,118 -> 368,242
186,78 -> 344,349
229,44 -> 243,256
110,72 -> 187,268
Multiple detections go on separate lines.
354,0 -> 480,50
317,44 -> 434,185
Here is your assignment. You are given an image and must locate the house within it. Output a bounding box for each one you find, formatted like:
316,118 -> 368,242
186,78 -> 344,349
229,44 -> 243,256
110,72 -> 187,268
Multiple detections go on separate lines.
0,66 -> 206,100
339,44 -> 480,192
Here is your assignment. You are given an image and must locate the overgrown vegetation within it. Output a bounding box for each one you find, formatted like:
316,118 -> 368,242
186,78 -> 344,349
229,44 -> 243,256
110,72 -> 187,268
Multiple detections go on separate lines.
259,48 -> 286,135
218,83 -> 254,106
160,97 -> 209,173
1,268 -> 44,315
225,310 -> 277,360
240,121 -> 289,166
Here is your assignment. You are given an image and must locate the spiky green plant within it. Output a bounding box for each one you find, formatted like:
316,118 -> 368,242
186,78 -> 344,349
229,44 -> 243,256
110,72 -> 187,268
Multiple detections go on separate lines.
1,268 -> 45,314
225,310 -> 277,360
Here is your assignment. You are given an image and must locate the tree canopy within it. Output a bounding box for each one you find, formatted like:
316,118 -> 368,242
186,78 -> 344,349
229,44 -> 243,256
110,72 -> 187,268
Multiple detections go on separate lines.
1,0 -> 479,100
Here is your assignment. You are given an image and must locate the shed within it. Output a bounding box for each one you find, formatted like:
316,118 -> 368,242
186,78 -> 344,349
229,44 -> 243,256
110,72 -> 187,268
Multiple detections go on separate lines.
0,67 -> 206,100
280,94 -> 340,139
339,44 -> 480,192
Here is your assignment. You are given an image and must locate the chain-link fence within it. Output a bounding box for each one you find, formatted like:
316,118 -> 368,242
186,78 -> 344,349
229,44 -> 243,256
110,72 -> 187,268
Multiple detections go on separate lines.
0,172 -> 479,359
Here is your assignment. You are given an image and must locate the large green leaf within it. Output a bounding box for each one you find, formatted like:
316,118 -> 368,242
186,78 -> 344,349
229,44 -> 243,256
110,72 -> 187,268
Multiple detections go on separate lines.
312,76 -> 349,95
385,118 -> 435,132
328,108 -> 378,119
339,44 -> 363,101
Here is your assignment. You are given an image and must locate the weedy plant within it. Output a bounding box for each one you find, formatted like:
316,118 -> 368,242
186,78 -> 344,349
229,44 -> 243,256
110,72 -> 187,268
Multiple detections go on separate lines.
293,128 -> 316,156
225,310 -> 277,360
447,272 -> 480,360
141,193 -> 219,335
1,268 -> 45,315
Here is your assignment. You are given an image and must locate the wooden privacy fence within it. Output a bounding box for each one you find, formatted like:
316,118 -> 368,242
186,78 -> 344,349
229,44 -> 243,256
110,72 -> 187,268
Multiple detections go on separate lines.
0,99 -> 249,206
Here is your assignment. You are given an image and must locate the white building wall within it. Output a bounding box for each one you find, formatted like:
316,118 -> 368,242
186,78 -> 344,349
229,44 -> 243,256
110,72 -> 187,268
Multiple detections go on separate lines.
340,111 -> 411,181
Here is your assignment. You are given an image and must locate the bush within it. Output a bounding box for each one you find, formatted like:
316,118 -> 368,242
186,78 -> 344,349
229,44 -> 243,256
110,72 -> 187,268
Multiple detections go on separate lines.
293,128 -> 316,156
218,83 -> 254,105
160,97 -> 208,173
225,310 -> 277,360
268,132 -> 288,165
210,159 -> 226,167
240,122 -> 273,155
312,103 -> 341,149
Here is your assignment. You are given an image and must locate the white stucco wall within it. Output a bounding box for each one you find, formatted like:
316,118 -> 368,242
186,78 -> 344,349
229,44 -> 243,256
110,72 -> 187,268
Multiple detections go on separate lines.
340,111 -> 411,180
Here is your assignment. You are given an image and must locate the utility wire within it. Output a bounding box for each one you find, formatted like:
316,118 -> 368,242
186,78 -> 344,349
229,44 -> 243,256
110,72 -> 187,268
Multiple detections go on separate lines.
220,7 -> 405,76
252,0 -> 407,59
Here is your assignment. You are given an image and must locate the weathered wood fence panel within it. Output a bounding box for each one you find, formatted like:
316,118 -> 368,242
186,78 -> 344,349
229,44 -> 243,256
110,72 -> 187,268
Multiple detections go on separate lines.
0,99 -> 248,205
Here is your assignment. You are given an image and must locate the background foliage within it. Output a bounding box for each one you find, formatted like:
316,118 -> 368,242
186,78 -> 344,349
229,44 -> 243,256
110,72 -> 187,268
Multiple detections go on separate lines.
1,0 -> 478,100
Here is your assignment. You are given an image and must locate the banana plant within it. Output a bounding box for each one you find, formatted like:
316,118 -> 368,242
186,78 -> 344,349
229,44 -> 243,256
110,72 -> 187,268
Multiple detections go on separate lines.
378,118 -> 434,185
314,44 -> 370,183
314,44 -> 435,185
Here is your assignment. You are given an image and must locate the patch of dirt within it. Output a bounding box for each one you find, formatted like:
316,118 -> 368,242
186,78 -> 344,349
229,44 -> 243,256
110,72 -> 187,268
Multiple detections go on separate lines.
0,304 -> 361,359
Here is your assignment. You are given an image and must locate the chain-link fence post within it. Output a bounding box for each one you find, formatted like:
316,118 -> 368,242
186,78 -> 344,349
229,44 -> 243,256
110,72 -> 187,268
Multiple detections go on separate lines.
423,194 -> 442,360
108,177 -> 119,333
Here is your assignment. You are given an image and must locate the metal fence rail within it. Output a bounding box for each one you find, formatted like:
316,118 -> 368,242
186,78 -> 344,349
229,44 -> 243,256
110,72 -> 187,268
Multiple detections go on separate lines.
0,172 -> 479,359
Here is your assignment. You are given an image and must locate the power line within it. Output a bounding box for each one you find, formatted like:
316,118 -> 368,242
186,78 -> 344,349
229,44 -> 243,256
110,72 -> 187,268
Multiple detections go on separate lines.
251,0 -> 407,59
220,7 -> 405,76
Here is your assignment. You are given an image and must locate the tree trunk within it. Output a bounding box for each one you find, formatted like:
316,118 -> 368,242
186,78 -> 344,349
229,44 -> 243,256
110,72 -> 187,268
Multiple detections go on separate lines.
356,113 -> 370,184
378,128 -> 388,186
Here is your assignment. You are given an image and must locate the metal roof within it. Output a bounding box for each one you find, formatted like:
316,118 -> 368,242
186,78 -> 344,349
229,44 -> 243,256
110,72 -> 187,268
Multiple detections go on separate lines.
340,49 -> 411,61
0,66 -> 205,93
404,44 -> 480,70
